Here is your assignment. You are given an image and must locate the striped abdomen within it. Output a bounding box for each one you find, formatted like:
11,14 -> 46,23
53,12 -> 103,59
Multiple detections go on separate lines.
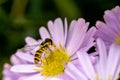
34,50 -> 43,64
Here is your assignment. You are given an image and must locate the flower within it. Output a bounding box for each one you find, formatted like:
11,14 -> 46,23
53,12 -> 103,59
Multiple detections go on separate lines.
7,18 -> 96,80
65,38 -> 120,80
94,6 -> 120,49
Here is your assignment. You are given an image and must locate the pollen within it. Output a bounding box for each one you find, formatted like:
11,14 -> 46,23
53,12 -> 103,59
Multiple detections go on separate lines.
35,44 -> 70,77
95,75 -> 99,80
116,35 -> 120,45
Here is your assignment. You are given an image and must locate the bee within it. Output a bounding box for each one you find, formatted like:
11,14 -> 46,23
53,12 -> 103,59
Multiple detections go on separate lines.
34,38 -> 53,64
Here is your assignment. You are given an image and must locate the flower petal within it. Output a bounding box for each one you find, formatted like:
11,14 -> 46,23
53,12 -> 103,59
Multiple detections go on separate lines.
112,6 -> 120,23
16,51 -> 34,63
3,63 -> 11,75
104,10 -> 120,33
25,37 -> 39,45
97,38 -> 107,78
63,18 -> 68,46
65,69 -> 78,80
48,20 -> 57,44
10,55 -> 22,64
106,44 -> 120,79
114,63 -> 120,80
48,18 -> 65,47
95,21 -> 117,41
11,65 -> 37,73
54,18 -> 64,46
39,26 -> 51,40
65,62 -> 87,80
80,27 -> 96,48
17,73 -> 44,80
77,51 -> 96,80
66,18 -> 88,55
47,77 -> 63,80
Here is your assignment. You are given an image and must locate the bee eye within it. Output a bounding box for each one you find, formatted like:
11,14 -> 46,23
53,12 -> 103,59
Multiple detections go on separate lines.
50,40 -> 52,45
44,38 -> 52,45
41,42 -> 44,45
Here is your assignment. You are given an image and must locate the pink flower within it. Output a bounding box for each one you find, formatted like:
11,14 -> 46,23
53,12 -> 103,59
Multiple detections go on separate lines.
5,18 -> 96,80
94,6 -> 120,49
66,38 -> 120,80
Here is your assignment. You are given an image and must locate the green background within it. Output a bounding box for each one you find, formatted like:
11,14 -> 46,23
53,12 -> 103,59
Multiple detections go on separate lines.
0,0 -> 120,79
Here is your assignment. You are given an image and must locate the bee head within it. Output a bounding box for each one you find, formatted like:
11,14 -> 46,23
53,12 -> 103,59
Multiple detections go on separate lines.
44,38 -> 52,45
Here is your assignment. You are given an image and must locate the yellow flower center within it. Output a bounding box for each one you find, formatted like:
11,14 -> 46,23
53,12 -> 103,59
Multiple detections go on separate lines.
116,35 -> 120,45
35,44 -> 70,77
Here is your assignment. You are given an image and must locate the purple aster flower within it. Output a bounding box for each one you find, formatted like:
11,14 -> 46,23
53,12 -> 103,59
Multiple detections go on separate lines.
94,6 -> 120,49
3,18 -> 96,80
66,38 -> 120,80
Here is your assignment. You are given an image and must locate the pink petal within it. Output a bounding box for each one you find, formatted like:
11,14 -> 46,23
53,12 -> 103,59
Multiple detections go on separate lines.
16,51 -> 34,63
89,52 -> 99,64
80,27 -> 96,48
64,18 -> 68,46
77,51 -> 96,80
11,65 -> 37,73
114,63 -> 120,80
47,77 -> 63,80
97,38 -> 107,78
96,21 -> 117,40
10,55 -> 21,64
47,21 -> 57,45
65,62 -> 87,80
39,26 -> 51,40
112,6 -> 120,23
65,69 -> 78,80
21,74 -> 45,80
25,37 -> 38,45
66,18 -> 88,55
54,18 -> 64,46
67,20 -> 76,38
106,44 -> 120,79
48,18 -> 65,47
3,63 -> 11,75
104,10 -> 120,33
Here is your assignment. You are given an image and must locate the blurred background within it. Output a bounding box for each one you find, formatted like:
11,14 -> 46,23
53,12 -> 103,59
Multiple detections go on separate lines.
0,0 -> 120,79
